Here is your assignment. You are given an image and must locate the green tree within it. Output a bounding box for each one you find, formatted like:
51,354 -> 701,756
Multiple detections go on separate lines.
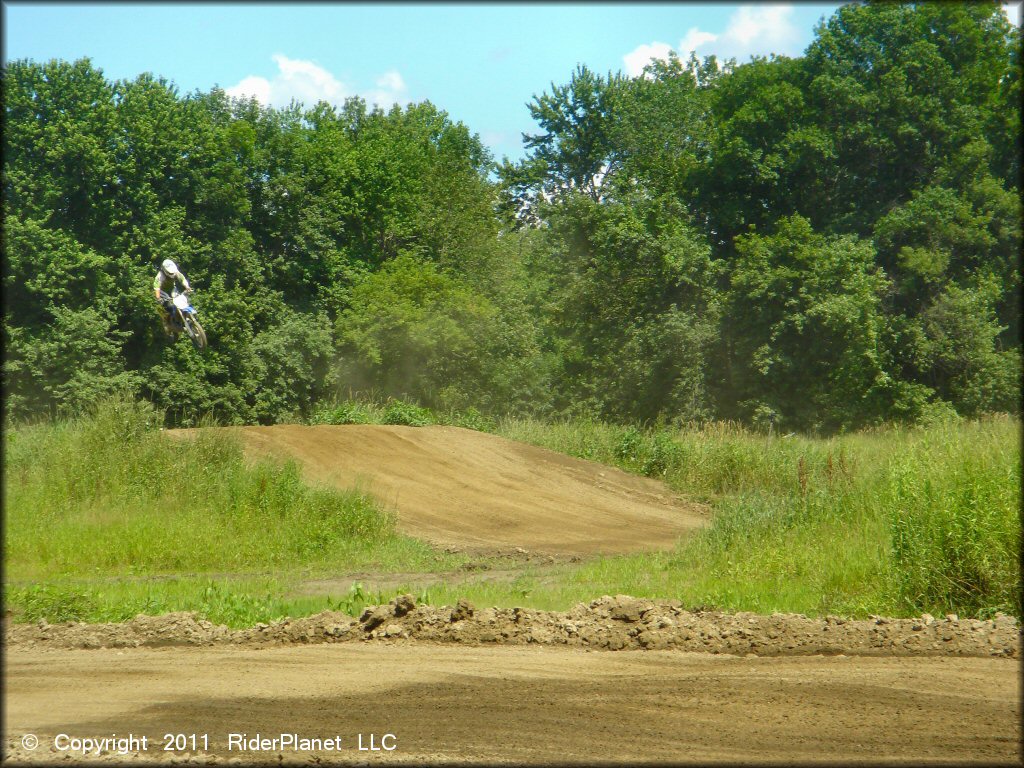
335,253 -> 500,409
534,192 -> 721,422
250,310 -> 333,423
691,54 -> 821,247
2,58 -> 120,251
917,277 -> 1020,416
803,2 -> 1017,234
722,216 -> 896,431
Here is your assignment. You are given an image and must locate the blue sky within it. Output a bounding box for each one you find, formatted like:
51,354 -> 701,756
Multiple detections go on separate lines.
4,2 -> 1021,162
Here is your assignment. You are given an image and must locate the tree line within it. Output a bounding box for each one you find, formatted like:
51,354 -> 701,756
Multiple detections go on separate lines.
3,2 -> 1020,431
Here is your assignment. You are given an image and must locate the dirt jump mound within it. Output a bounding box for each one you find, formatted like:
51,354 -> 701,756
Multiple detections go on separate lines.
180,424 -> 707,556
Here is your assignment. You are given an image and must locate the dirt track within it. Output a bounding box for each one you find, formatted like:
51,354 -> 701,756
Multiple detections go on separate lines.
4,597 -> 1021,764
192,424 -> 707,555
3,642 -> 1020,764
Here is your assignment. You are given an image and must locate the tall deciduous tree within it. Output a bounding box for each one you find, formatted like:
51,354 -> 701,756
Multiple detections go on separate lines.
722,216 -> 895,431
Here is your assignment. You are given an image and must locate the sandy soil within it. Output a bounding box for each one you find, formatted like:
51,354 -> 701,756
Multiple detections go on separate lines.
4,643 -> 1019,765
176,424 -> 708,555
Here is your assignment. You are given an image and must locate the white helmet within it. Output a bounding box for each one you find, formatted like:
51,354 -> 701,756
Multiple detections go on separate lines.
161,259 -> 178,277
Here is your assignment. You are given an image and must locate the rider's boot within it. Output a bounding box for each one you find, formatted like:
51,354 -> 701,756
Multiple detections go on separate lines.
159,310 -> 177,339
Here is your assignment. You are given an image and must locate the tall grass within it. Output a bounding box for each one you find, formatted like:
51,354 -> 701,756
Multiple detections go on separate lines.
496,417 -> 857,499
5,397 -> 1018,623
5,578 -> 286,627
884,419 -> 1020,617
5,575 -> 409,628
309,395 -> 495,432
495,414 -> 1020,618
4,397 -> 407,579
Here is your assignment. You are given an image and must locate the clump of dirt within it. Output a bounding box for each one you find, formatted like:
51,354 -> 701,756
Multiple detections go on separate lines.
6,596 -> 1019,658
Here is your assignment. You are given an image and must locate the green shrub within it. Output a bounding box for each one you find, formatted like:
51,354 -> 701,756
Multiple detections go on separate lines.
614,428 -> 682,477
6,584 -> 98,623
381,398 -> 434,426
445,406 -> 496,433
497,414 -> 1019,618
309,400 -> 377,425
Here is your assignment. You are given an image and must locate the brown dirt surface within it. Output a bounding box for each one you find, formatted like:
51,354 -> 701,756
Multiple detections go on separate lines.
173,424 -> 707,555
5,595 -> 1020,657
4,637 -> 1020,765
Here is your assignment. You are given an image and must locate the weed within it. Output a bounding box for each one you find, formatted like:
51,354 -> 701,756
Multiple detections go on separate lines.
6,397 -> 1018,623
495,414 -> 1019,618
6,584 -> 97,623
381,399 -> 434,426
309,400 -> 376,425
4,395 -> 397,577
614,428 -> 679,477
445,407 -> 496,433
195,580 -> 282,626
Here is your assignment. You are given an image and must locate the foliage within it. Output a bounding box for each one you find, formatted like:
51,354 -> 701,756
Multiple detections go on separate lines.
496,414 -> 1019,618
309,399 -> 378,426
885,420 -> 1021,617
722,215 -> 893,431
2,2 -> 1020,431
250,309 -> 333,423
14,412 -> 1012,624
3,396 -> 396,576
6,584 -> 99,623
334,253 -> 499,409
309,397 -> 496,433
381,398 -> 434,426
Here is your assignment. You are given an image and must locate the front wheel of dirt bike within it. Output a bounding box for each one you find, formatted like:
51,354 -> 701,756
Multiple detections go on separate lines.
184,316 -> 207,350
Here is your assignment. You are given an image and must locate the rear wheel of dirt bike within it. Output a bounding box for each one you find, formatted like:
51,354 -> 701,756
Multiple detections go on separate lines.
184,316 -> 207,350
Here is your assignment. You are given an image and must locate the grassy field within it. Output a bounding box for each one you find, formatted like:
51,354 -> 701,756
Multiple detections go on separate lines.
496,415 -> 1020,618
4,397 -> 1020,626
4,398 -> 472,625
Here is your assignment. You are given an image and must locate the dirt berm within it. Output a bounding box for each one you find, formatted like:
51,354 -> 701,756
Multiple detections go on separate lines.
175,424 -> 708,555
7,594 -> 1019,657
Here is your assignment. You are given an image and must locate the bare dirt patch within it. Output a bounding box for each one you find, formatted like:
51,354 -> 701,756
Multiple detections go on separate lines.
4,642 -> 1019,764
173,424 -> 707,555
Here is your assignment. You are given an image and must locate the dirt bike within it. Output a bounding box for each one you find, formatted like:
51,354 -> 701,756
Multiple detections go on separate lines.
164,289 -> 207,350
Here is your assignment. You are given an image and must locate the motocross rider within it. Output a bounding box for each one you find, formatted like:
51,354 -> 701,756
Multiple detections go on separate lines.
153,259 -> 192,338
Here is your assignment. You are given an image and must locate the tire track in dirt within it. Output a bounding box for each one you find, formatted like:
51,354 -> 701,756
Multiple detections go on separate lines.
4,642 -> 1019,764
175,424 -> 708,555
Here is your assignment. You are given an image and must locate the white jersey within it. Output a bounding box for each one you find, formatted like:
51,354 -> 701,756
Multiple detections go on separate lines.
154,269 -> 190,296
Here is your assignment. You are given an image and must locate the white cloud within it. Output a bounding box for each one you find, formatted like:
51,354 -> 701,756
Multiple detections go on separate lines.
481,130 -> 510,147
375,71 -> 405,92
625,4 -> 802,76
365,70 -> 408,109
623,41 -> 675,78
727,5 -> 798,52
1003,2 -> 1022,27
226,75 -> 271,104
679,28 -> 719,55
684,4 -> 799,60
225,54 -> 408,110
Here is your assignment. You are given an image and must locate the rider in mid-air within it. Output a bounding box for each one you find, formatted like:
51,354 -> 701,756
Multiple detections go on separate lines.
153,259 -> 192,338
